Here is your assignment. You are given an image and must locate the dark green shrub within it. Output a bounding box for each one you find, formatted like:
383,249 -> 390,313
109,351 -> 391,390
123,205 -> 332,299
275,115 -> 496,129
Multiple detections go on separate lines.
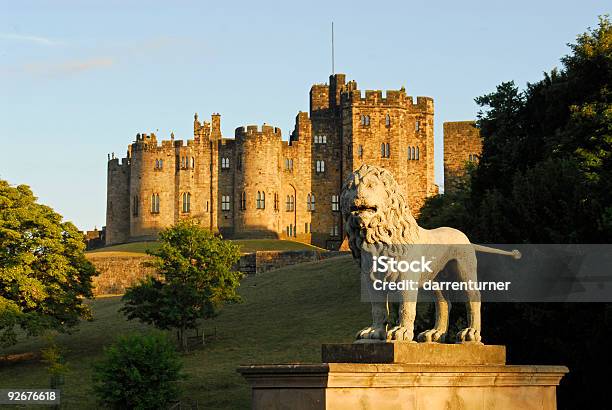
92,333 -> 184,409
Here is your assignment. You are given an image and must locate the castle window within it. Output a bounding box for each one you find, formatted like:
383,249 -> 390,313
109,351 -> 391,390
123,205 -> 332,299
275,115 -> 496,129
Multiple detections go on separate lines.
316,160 -> 325,173
365,115 -> 370,126
408,146 -> 419,160
286,195 -> 295,211
240,192 -> 246,210
381,143 -> 390,158
181,156 -> 187,169
360,115 -> 365,126
331,195 -> 339,211
182,192 -> 191,213
285,158 -> 294,171
287,224 -> 295,237
191,157 -> 195,169
385,114 -> 391,127
221,157 -> 230,169
330,225 -> 340,237
256,191 -> 266,209
155,159 -> 159,169
358,145 -> 363,158
469,154 -> 478,162
415,120 -> 420,132
221,195 -> 231,211
314,135 -> 327,144
206,201 -> 209,212
151,193 -> 160,214
307,193 -> 315,211
132,196 -> 139,216
274,193 -> 279,211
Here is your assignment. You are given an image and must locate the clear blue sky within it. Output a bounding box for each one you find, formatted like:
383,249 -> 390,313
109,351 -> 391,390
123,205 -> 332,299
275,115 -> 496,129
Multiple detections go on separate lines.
0,1 -> 607,230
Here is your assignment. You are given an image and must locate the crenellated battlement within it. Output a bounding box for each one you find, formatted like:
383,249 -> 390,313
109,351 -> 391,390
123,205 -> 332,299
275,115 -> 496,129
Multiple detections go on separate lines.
235,124 -> 282,140
341,89 -> 433,112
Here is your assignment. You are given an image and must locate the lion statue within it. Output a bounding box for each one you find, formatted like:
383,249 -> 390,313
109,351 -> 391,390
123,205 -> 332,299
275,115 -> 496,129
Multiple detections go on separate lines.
340,164 -> 519,344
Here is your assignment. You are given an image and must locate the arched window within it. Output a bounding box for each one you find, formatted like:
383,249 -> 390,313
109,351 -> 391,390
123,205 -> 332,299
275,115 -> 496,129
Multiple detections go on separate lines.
191,157 -> 195,169
360,115 -> 366,125
221,158 -> 230,169
416,147 -> 420,160
365,115 -> 370,126
155,159 -> 159,169
159,159 -> 163,169
286,195 -> 291,211
415,120 -> 420,132
181,157 -> 186,169
182,192 -> 191,213
316,160 -> 325,173
385,114 -> 391,127
256,191 -> 265,209
381,143 -> 386,157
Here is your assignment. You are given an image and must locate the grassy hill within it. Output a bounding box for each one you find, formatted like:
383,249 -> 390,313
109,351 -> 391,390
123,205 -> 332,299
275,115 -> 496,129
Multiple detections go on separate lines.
0,255 -> 369,408
87,239 -> 323,256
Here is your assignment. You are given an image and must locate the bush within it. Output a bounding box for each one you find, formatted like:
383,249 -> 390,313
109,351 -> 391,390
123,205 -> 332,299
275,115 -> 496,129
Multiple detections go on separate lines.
92,333 -> 184,409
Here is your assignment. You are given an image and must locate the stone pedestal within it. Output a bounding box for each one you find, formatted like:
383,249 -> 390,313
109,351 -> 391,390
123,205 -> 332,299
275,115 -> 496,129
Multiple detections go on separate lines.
238,344 -> 568,410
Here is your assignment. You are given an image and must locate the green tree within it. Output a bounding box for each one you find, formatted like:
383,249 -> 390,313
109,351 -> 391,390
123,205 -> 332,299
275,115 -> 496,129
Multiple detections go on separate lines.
92,333 -> 184,410
121,220 -> 243,350
0,180 -> 98,347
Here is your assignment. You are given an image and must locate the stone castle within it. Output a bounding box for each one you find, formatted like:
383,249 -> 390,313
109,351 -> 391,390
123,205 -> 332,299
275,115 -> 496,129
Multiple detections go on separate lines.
105,73 -> 481,249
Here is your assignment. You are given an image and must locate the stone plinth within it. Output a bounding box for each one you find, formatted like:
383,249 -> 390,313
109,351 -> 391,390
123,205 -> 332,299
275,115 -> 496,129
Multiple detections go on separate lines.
238,344 -> 568,410
322,342 -> 505,365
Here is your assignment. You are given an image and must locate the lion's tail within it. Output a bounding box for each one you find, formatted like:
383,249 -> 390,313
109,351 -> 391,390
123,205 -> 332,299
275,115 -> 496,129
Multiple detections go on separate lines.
473,244 -> 522,259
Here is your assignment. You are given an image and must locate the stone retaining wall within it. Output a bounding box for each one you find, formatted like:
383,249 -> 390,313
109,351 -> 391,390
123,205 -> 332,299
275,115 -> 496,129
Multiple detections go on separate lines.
87,250 -> 347,296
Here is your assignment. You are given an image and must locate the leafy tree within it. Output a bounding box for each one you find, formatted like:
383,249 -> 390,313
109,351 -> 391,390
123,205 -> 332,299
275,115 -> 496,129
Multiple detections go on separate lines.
92,333 -> 184,410
0,180 -> 98,347
121,220 -> 242,350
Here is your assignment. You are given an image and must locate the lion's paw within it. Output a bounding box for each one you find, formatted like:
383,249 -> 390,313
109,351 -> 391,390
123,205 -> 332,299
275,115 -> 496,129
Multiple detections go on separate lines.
386,326 -> 415,342
456,327 -> 482,344
417,329 -> 446,343
355,326 -> 386,341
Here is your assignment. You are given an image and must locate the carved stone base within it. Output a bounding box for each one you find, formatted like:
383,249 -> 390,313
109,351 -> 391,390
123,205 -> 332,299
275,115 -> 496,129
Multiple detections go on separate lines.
238,344 -> 568,410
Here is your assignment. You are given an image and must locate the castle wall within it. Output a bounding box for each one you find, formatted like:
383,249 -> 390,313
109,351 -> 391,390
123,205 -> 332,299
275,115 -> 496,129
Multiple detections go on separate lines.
443,121 -> 481,193
105,158 -> 130,245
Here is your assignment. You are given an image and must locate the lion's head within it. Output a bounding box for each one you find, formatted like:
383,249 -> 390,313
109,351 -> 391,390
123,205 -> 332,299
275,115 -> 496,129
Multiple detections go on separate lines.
340,164 -> 420,263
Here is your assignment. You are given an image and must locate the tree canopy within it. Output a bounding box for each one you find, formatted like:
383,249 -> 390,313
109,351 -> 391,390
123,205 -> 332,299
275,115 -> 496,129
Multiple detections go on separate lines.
0,180 -> 98,346
420,16 -> 612,244
121,220 -> 243,349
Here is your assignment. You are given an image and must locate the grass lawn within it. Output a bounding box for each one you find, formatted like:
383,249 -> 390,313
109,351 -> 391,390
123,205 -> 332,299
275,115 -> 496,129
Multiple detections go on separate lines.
0,255 -> 369,409
86,239 -> 323,256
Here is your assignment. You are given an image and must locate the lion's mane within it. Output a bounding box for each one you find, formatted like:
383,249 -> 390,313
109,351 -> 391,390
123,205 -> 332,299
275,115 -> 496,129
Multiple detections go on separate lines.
340,165 -> 420,265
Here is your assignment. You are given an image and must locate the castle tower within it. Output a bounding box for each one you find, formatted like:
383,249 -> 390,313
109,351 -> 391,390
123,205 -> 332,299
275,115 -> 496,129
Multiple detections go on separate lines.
443,121 -> 481,193
233,125 -> 283,236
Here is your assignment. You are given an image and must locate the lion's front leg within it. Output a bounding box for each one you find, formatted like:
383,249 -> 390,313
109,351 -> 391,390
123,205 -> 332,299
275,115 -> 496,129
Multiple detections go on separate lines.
356,269 -> 388,342
356,301 -> 388,341
386,289 -> 417,342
